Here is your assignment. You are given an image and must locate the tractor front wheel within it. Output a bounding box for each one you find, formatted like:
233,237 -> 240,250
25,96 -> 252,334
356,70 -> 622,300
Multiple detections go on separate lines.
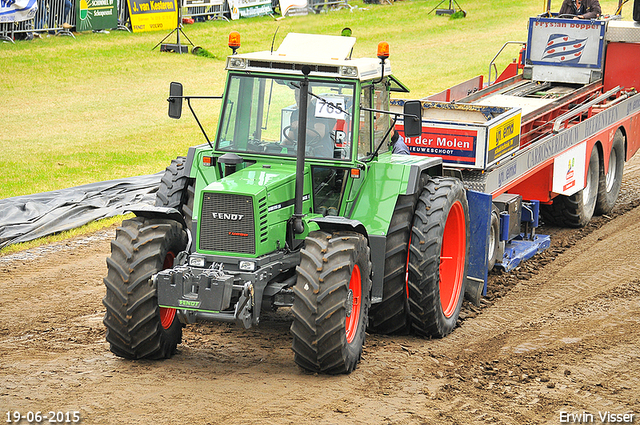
408,178 -> 469,338
156,156 -> 195,233
103,217 -> 187,359
291,231 -> 372,374
367,194 -> 415,335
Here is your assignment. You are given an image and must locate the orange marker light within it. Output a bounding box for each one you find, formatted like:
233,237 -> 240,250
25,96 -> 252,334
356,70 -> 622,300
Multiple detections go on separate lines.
377,41 -> 389,61
350,168 -> 361,179
229,31 -> 241,54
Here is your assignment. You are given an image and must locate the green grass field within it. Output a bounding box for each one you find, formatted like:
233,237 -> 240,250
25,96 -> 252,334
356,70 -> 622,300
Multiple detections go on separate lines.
0,0 -> 631,199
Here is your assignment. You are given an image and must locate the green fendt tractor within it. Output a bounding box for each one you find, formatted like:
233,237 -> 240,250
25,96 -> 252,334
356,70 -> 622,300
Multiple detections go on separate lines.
102,32 -> 470,374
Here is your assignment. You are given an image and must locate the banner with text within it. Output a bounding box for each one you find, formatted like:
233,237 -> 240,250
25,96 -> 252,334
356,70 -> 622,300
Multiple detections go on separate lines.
398,124 -> 479,166
0,0 -> 37,23
76,0 -> 118,31
128,0 -> 177,32
227,0 -> 271,19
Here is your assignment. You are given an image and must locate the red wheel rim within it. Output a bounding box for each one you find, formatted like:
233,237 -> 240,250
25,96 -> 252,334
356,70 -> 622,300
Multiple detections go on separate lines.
345,264 -> 362,344
439,201 -> 466,318
160,306 -> 177,330
160,251 -> 177,330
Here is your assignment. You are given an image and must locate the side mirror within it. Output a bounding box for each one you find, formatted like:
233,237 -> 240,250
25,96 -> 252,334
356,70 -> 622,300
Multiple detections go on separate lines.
168,82 -> 183,119
403,100 -> 422,138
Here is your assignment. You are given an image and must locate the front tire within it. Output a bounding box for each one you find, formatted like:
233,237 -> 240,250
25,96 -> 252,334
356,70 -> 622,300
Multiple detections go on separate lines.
103,217 -> 187,359
156,156 -> 195,232
367,194 -> 414,334
408,178 -> 469,338
291,231 -> 372,374
595,130 -> 625,215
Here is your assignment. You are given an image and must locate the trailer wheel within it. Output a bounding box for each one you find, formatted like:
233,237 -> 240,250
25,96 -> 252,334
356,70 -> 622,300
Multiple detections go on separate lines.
291,231 -> 372,374
408,178 -> 469,338
541,145 -> 599,228
595,130 -> 625,215
156,156 -> 195,232
487,208 -> 503,271
367,195 -> 415,335
103,217 -> 187,359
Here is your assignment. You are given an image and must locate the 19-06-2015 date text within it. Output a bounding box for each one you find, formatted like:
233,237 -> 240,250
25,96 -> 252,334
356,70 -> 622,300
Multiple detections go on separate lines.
6,411 -> 80,423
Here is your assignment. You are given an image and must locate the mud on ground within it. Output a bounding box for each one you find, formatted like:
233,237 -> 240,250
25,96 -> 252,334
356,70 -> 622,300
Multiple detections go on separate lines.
1,156 -> 639,425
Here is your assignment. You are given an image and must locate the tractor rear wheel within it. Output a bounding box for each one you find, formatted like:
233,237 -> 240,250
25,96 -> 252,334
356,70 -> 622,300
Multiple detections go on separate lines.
541,144 -> 599,228
408,178 -> 469,338
291,230 -> 372,374
367,194 -> 414,334
595,130 -> 625,215
156,156 -> 195,232
103,217 -> 187,359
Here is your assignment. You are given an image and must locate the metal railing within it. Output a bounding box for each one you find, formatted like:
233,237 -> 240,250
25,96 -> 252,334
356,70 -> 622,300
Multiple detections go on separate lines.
1,0 -> 349,42
0,0 -> 130,42
182,0 -> 230,21
1,0 -> 77,42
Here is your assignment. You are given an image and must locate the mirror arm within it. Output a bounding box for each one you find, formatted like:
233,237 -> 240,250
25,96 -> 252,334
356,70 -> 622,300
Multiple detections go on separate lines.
186,98 -> 214,150
360,107 -> 418,122
365,115 -> 398,162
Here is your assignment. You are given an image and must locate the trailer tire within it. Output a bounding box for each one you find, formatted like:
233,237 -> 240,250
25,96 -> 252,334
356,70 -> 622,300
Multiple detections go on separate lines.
595,130 -> 625,215
367,195 -> 415,335
408,178 -> 469,338
487,208 -> 503,271
291,230 -> 372,374
541,145 -> 599,228
155,156 -> 195,232
103,217 -> 187,360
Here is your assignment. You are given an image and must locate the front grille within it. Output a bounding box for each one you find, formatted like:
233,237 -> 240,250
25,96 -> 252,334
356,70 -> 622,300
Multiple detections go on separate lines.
258,196 -> 268,244
199,193 -> 255,254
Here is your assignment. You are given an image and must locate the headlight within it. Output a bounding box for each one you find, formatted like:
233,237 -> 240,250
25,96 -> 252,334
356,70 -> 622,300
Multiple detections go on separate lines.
340,66 -> 358,77
189,256 -> 206,268
239,260 -> 256,271
227,57 -> 246,69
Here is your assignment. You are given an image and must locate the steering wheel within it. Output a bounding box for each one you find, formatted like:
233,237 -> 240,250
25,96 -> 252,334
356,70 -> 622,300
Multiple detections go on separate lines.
558,13 -> 579,18
282,125 -> 322,146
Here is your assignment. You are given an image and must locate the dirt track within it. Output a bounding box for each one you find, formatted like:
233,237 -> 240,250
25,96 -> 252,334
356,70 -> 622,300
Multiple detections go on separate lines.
1,156 -> 640,425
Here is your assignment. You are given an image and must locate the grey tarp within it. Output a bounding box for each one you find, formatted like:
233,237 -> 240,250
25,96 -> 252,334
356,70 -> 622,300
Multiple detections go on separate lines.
0,173 -> 161,249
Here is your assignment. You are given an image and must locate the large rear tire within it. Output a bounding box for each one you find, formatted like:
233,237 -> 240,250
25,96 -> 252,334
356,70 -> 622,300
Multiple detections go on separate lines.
103,217 -> 187,359
408,178 -> 469,338
541,145 -> 599,228
367,194 -> 414,335
291,231 -> 372,374
595,130 -> 625,215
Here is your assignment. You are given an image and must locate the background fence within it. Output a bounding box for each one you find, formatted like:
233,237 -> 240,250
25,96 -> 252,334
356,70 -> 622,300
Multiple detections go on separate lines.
0,0 -> 350,42
1,0 -> 78,41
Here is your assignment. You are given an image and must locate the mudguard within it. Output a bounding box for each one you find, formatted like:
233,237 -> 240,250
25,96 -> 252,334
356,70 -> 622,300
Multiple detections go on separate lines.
127,205 -> 189,230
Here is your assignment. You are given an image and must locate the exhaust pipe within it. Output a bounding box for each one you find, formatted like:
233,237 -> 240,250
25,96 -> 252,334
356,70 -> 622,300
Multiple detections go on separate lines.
292,65 -> 311,235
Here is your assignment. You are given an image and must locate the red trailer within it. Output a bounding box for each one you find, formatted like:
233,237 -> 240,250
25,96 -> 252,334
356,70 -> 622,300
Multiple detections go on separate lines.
393,10 -> 640,302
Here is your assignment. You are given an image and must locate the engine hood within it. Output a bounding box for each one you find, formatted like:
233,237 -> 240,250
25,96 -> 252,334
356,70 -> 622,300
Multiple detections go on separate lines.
203,163 -> 298,197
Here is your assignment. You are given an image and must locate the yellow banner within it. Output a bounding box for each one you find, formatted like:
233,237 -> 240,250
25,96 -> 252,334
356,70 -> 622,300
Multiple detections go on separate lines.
488,113 -> 521,163
128,0 -> 177,32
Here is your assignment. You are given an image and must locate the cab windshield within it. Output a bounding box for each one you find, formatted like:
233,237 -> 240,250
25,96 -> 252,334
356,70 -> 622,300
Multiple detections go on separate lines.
217,74 -> 355,160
